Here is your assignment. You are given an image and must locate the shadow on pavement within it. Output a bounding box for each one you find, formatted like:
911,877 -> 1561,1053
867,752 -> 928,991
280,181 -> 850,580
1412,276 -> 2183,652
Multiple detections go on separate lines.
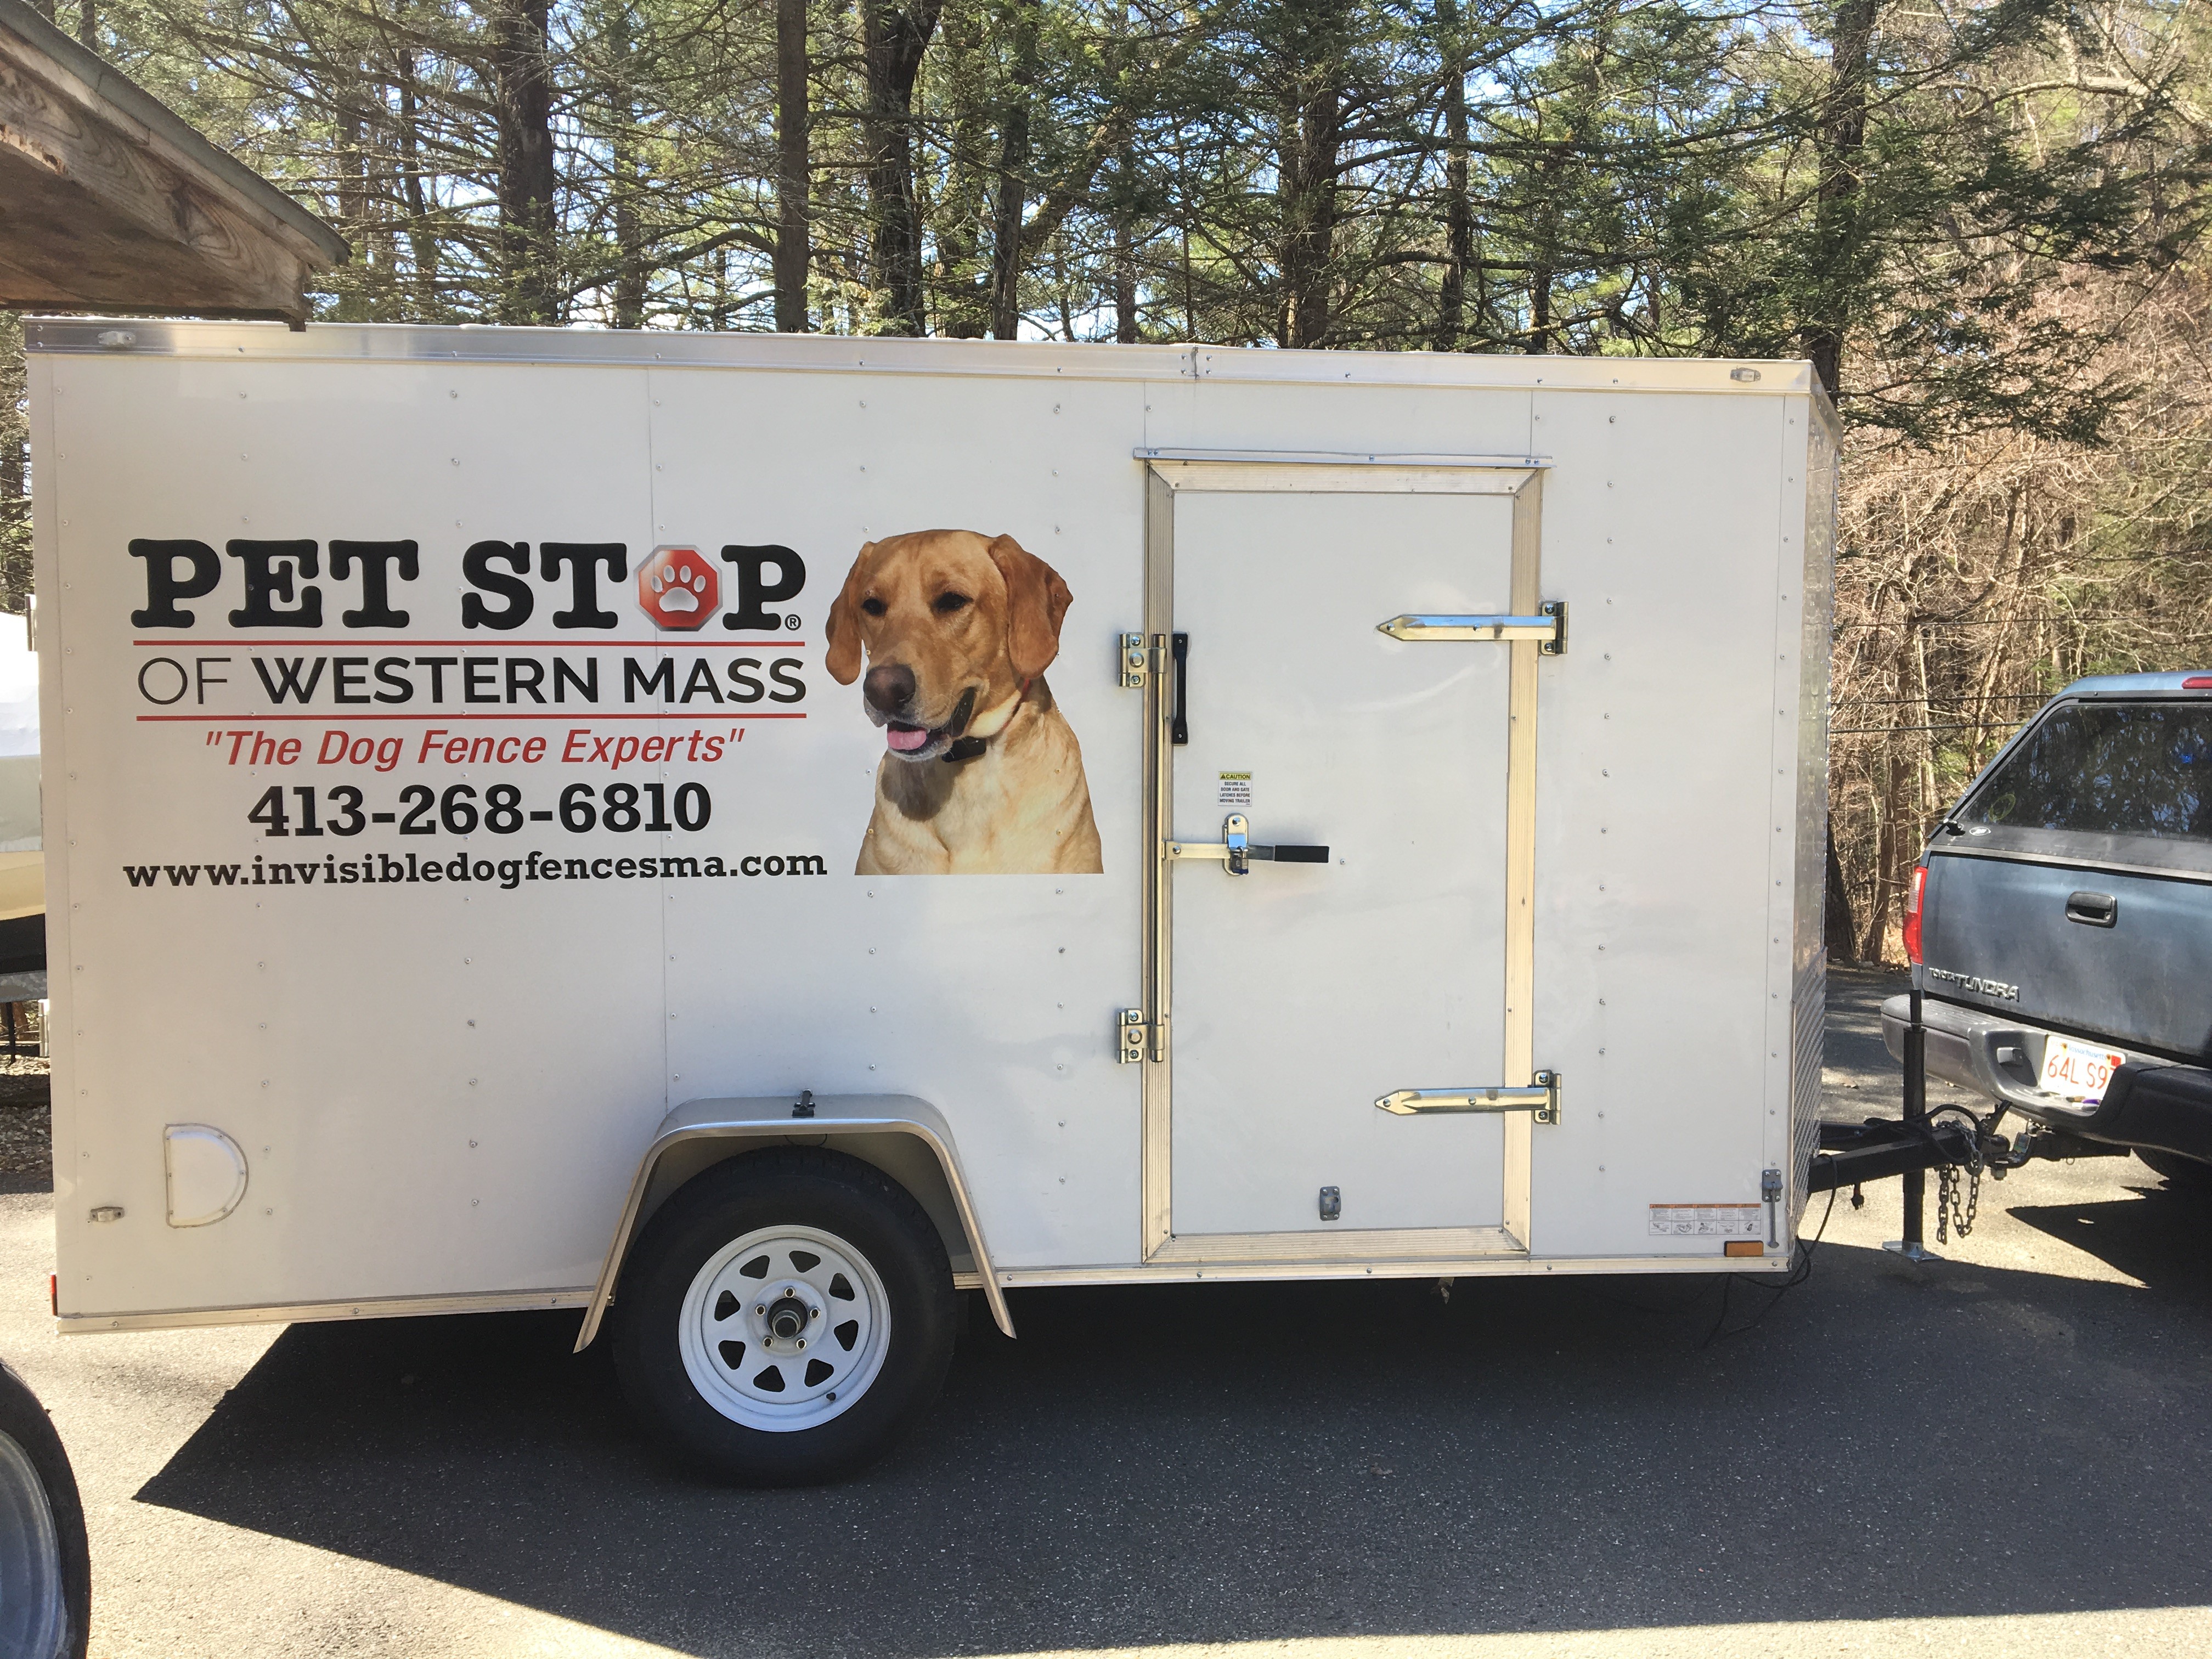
136,1222 -> 2212,1657
2010,1177 -> 2212,1302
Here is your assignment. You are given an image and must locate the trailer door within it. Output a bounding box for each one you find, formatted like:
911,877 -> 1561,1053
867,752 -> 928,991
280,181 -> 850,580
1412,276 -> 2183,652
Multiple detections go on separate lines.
1135,453 -> 1555,1265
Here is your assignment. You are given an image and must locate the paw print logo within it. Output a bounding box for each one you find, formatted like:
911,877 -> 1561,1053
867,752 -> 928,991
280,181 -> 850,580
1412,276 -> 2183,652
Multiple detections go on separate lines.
656,563 -> 706,613
637,545 -> 720,631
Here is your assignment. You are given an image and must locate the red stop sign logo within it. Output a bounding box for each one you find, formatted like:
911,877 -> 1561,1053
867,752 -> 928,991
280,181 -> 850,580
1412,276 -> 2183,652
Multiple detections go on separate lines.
637,545 -> 719,630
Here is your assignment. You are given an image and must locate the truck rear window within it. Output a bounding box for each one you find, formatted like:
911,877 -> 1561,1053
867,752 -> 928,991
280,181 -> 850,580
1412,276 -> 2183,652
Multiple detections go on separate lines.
1965,702 -> 2212,842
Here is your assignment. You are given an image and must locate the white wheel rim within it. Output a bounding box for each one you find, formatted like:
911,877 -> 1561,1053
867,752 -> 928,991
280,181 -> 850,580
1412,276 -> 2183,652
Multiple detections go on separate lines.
677,1225 -> 891,1432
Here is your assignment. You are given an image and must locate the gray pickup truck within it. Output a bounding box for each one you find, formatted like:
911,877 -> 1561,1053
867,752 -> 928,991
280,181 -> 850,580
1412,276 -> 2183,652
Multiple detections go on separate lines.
1882,672 -> 2212,1187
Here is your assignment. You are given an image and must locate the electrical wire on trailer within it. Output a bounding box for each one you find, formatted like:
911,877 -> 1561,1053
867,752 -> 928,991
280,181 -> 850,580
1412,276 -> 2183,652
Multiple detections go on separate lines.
1699,1181 -> 1838,1349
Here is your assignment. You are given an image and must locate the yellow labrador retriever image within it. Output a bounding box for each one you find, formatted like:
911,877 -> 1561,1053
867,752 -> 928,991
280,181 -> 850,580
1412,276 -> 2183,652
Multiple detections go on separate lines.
827,530 -> 1103,875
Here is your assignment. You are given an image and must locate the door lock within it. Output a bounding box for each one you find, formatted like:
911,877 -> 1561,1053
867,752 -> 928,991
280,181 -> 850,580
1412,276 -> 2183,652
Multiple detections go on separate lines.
1167,814 -> 1330,874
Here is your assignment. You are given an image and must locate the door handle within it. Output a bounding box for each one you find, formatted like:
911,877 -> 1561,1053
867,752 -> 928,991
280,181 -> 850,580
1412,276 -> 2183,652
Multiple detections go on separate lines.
1167,814 -> 1330,875
2066,890 -> 2118,927
1170,633 -> 1189,746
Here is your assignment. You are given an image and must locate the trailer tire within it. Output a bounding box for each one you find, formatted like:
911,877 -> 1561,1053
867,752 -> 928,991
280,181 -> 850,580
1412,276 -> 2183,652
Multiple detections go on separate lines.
611,1147 -> 956,1485
0,1360 -> 90,1659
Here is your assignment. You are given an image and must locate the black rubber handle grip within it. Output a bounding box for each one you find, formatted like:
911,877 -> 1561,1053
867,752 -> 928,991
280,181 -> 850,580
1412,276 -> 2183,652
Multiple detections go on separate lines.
1264,844 -> 1331,864
2065,890 -> 2117,927
1171,633 -> 1189,746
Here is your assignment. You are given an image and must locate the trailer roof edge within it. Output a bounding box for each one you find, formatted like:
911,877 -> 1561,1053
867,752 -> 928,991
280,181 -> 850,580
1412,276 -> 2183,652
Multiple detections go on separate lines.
22,319 -> 1816,395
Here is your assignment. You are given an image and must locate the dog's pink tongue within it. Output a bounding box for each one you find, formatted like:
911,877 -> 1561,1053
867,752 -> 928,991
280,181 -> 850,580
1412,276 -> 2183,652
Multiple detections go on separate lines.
885,725 -> 930,752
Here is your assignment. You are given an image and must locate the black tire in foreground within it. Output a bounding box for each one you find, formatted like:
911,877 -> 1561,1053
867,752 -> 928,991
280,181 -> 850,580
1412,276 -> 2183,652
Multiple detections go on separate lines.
611,1147 -> 957,1486
2138,1148 -> 2212,1193
0,1359 -> 89,1659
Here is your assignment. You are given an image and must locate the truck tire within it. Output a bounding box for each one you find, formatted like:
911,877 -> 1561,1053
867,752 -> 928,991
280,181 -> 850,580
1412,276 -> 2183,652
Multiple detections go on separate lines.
2138,1148 -> 2212,1193
611,1147 -> 956,1485
0,1361 -> 90,1659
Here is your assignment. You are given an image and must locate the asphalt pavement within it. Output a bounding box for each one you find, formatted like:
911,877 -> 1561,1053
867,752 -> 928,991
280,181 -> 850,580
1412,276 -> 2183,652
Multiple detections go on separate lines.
3,964 -> 2209,1657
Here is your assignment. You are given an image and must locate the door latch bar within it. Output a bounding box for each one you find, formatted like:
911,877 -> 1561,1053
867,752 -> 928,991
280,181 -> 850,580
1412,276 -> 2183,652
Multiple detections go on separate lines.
1168,814 -> 1330,873
1375,1070 -> 1562,1125
1377,600 -> 1567,654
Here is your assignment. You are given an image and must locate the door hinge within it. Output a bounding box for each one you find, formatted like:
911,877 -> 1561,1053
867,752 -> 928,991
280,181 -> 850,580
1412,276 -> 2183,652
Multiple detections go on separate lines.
1119,632 -> 1148,689
1375,1070 -> 1562,1125
1118,1009 -> 1148,1064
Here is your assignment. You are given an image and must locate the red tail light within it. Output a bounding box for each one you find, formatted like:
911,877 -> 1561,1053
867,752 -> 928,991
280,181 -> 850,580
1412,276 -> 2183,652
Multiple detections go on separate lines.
1901,864 -> 1927,964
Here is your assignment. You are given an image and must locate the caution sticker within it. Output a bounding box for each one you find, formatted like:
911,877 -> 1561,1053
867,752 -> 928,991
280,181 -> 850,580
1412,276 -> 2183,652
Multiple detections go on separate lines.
1648,1203 -> 1761,1239
1217,771 -> 1252,809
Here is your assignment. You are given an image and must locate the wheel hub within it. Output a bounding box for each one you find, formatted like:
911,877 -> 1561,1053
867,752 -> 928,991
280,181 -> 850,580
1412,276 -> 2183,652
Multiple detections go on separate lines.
760,1286 -> 818,1346
677,1225 -> 891,1432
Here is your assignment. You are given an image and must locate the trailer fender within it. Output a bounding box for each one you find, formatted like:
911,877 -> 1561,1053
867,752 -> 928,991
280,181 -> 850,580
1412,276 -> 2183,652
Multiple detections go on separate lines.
574,1093 -> 1012,1352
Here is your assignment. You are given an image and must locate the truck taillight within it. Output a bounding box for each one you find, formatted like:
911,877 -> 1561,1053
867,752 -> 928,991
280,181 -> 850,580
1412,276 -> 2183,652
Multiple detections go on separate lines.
1901,864 -> 1927,965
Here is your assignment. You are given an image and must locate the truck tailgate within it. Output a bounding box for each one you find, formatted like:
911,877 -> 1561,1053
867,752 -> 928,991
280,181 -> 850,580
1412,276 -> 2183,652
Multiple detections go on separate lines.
1922,849 -> 2212,1059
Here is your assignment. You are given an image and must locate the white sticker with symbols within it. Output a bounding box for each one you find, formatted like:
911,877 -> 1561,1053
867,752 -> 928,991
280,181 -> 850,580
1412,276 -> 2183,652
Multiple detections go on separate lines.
1647,1203 -> 1761,1238
1217,771 -> 1252,809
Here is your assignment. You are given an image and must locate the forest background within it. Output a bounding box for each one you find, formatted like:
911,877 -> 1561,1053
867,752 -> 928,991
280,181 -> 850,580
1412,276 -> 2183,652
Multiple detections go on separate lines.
4,0 -> 2211,960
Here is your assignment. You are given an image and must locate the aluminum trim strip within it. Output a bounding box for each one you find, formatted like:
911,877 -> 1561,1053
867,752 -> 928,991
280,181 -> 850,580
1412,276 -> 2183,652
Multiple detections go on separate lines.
1148,461 -> 1536,496
59,1286 -> 591,1334
24,320 -> 1813,394
1134,448 -> 1551,469
998,1252 -> 1789,1288
1500,471 -> 1544,1246
1147,1224 -> 1523,1264
1141,471 -> 1175,1256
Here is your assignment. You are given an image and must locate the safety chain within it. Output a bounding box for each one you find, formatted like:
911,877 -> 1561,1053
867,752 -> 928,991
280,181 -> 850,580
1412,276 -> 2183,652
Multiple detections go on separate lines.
1936,1123 -> 1985,1244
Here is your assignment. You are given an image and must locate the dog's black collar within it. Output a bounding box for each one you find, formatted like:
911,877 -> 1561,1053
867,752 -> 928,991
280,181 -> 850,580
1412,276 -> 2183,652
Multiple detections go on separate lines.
939,677 -> 1033,764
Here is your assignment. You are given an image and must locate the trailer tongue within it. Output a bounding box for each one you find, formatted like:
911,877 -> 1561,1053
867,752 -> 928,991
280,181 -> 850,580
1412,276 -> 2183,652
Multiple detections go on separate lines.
1810,988 -> 2134,1257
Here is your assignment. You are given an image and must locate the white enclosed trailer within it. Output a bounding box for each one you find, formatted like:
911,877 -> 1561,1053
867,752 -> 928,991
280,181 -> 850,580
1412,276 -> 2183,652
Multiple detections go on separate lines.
28,320 -> 1835,1479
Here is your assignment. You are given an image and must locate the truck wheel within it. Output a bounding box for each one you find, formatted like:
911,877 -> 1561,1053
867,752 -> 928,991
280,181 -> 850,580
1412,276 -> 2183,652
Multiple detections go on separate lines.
0,1361 -> 89,1659
2138,1148 -> 2212,1193
611,1147 -> 955,1485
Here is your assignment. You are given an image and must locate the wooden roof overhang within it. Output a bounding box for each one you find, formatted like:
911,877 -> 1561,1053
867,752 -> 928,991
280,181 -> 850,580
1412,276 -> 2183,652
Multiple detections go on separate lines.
0,0 -> 345,326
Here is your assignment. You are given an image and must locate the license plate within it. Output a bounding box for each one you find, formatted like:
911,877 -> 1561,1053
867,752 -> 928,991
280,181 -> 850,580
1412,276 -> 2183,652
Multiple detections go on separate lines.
2039,1036 -> 2128,1105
